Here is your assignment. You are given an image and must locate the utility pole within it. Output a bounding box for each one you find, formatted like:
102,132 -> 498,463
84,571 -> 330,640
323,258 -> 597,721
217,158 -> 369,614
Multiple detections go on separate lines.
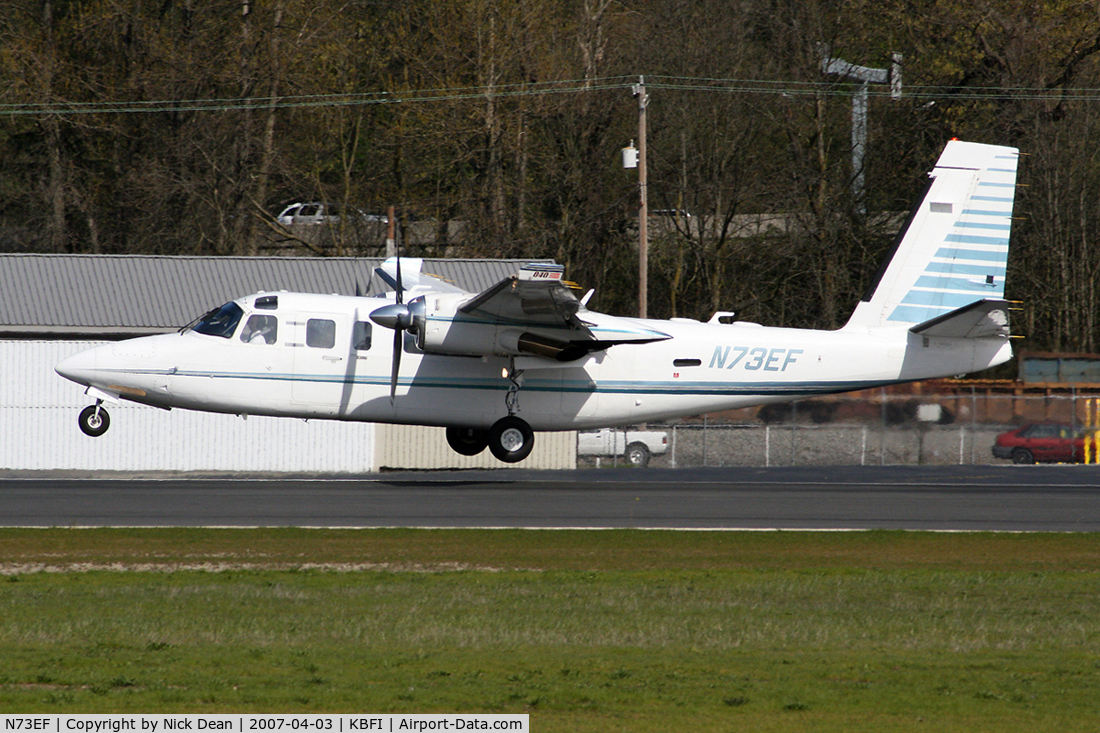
634,76 -> 649,318
821,49 -> 902,215
386,205 -> 396,258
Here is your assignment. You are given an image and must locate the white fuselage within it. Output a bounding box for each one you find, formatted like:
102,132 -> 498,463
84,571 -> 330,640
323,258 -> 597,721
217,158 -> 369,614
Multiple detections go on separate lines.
55,291 -> 1012,432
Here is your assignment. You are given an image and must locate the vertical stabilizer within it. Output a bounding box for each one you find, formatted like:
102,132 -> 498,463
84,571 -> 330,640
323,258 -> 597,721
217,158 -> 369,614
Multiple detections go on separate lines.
844,140 -> 1019,329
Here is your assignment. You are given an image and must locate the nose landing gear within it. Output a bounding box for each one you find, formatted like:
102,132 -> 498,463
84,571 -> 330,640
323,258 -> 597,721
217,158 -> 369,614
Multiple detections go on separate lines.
78,402 -> 111,437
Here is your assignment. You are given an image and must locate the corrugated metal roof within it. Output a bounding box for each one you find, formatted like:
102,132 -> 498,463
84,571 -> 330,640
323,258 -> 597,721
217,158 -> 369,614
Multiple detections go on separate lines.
0,254 -> 548,334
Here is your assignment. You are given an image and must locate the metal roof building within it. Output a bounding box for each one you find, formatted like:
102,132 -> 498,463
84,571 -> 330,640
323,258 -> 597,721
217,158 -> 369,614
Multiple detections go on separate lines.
0,254 -> 545,337
0,254 -> 575,473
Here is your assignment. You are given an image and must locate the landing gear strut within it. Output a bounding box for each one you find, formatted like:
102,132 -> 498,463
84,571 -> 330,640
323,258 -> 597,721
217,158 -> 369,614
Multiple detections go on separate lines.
78,402 -> 111,437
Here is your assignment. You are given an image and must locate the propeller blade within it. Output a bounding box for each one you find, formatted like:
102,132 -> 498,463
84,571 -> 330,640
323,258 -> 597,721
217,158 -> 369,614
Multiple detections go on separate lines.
390,327 -> 402,402
395,242 -> 403,305
392,231 -> 403,400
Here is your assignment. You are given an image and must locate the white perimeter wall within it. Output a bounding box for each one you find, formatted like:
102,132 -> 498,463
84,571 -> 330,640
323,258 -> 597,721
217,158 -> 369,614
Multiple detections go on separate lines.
2,341 -> 574,473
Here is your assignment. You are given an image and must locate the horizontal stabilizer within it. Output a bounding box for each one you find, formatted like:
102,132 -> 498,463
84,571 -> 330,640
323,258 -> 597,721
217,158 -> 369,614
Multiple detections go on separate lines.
376,257 -> 467,296
908,299 -> 1011,339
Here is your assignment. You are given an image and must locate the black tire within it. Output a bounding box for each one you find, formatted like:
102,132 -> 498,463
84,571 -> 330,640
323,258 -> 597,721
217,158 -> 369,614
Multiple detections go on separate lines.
488,416 -> 535,463
445,426 -> 489,456
1011,448 -> 1034,465
625,442 -> 650,467
78,404 -> 110,437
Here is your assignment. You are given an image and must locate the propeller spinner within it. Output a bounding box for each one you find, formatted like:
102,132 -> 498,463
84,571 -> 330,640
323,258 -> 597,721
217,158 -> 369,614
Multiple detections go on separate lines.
369,254 -> 425,401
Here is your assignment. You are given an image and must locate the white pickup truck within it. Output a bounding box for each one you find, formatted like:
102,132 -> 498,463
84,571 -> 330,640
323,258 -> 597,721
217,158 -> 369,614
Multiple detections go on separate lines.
577,428 -> 669,467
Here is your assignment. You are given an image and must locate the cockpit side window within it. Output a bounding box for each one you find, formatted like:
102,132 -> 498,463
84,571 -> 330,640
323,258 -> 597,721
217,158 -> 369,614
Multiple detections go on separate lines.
240,314 -> 278,345
191,302 -> 244,338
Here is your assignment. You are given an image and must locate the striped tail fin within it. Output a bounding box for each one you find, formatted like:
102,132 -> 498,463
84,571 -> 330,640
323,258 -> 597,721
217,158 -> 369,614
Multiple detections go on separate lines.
844,140 -> 1019,330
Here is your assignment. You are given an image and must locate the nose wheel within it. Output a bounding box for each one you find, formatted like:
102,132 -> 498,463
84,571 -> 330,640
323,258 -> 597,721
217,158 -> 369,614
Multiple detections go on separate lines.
78,403 -> 111,437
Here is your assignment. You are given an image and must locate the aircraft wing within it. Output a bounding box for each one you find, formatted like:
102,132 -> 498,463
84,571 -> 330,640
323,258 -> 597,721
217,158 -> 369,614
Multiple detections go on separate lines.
909,299 -> 1012,339
460,263 -> 671,348
459,264 -> 589,329
372,260 -> 670,362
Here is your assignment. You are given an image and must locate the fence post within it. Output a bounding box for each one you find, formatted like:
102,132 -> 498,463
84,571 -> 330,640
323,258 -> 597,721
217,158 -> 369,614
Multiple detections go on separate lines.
702,414 -> 708,467
765,426 -> 770,467
880,388 -> 887,465
789,401 -> 797,466
971,386 -> 977,464
670,425 -> 677,469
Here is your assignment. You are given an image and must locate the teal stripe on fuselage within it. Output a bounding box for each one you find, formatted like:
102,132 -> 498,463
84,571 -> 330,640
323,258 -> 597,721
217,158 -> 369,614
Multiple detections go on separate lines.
111,367 -> 896,401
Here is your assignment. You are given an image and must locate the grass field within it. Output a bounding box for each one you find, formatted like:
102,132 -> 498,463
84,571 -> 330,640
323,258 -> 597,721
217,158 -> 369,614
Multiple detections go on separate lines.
1,528 -> 1099,731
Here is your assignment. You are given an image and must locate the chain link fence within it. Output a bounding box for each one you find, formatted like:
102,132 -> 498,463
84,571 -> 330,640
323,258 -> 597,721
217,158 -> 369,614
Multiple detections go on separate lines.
578,390 -> 1100,468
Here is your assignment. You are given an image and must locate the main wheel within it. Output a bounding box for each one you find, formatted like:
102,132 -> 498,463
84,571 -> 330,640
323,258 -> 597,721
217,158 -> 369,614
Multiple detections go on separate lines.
1011,447 -> 1034,464
625,442 -> 650,467
445,426 -> 489,456
78,404 -> 110,437
488,416 -> 535,463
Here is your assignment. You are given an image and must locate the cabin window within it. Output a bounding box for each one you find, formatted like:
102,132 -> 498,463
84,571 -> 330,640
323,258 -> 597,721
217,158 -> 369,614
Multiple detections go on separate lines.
192,302 -> 243,339
255,295 -> 278,310
306,318 -> 336,349
352,321 -> 372,351
240,314 -> 277,345
673,358 -> 702,367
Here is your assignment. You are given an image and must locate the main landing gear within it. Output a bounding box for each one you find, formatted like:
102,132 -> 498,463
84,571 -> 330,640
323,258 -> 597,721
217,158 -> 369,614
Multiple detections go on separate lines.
444,359 -> 536,463
445,416 -> 535,463
78,401 -> 111,437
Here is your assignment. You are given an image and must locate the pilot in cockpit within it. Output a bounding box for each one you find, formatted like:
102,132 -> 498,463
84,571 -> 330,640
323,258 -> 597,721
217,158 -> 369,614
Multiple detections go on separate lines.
240,314 -> 277,345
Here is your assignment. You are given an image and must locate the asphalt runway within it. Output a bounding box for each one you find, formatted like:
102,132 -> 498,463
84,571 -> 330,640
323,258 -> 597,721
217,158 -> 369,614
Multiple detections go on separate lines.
2,465 -> 1099,531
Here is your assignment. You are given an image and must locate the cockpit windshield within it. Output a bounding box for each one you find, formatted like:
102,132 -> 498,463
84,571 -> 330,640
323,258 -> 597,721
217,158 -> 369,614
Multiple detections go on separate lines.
189,302 -> 244,338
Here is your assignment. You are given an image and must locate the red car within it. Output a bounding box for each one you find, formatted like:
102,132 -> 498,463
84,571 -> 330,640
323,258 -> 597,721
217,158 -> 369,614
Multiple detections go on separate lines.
992,423 -> 1088,464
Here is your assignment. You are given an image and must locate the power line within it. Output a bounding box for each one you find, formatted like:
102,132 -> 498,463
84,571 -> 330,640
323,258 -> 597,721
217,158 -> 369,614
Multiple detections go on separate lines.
0,77 -> 636,116
3,74 -> 1100,116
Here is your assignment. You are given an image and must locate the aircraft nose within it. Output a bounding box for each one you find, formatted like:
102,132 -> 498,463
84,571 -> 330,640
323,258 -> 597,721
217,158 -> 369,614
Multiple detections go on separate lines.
55,346 -> 99,386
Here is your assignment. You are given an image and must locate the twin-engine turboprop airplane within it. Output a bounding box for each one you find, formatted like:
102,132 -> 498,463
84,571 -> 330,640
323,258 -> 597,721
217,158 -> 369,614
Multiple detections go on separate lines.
56,140 -> 1020,463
